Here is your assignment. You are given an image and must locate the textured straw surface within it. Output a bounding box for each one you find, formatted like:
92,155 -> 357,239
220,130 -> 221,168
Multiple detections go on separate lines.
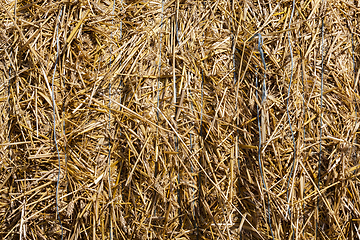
1,0 -> 360,239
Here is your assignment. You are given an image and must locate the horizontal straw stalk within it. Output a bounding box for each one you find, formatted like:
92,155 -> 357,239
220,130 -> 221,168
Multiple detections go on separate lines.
0,0 -> 359,239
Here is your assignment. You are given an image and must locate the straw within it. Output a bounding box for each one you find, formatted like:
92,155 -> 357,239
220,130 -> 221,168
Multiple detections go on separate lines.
52,7 -> 63,239
285,2 -> 295,239
1,0 -> 359,239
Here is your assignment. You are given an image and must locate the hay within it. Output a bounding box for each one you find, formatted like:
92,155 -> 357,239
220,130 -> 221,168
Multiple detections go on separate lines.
0,0 -> 359,239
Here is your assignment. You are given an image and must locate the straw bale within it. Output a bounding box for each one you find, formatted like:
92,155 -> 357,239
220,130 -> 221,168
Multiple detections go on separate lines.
0,0 -> 360,239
